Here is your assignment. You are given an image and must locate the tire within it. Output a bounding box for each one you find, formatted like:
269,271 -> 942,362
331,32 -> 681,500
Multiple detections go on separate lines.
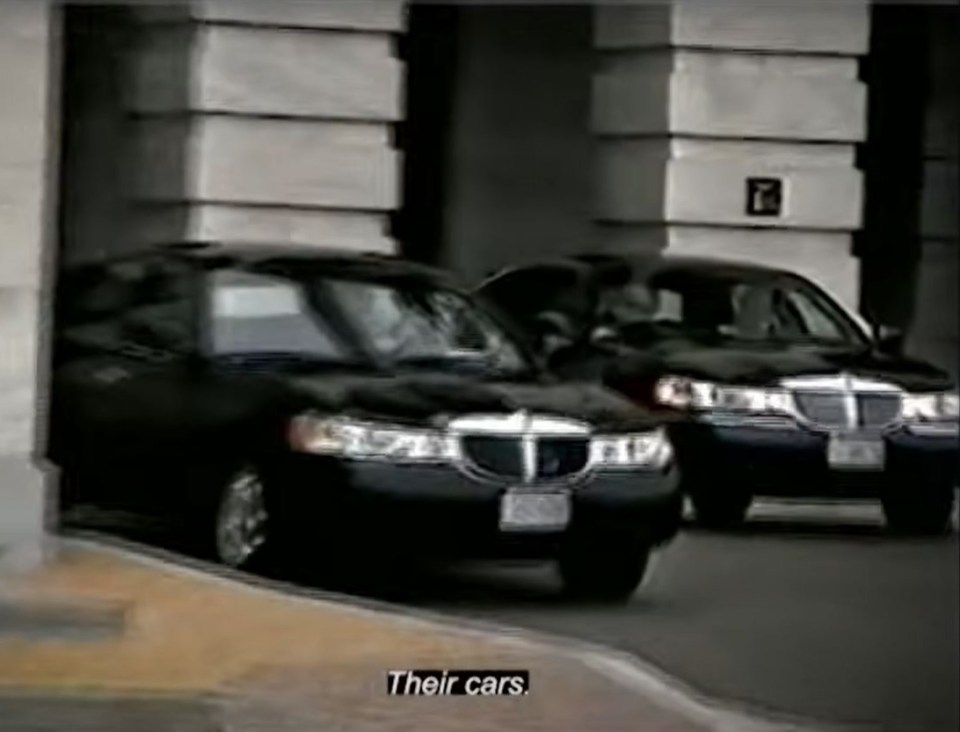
189,464 -> 281,571
689,488 -> 752,530
558,536 -> 650,602
882,484 -> 956,536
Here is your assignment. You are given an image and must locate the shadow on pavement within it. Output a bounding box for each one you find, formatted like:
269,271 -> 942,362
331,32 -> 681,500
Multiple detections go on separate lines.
0,694 -> 220,732
683,518 -> 957,544
62,504 -> 956,611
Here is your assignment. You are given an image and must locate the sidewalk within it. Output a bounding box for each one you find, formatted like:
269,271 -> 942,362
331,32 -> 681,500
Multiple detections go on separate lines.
0,539 -> 773,732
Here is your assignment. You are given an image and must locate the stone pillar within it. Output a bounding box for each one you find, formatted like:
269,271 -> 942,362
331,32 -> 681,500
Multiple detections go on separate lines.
438,5 -> 594,283
0,1 -> 59,573
593,2 -> 870,314
125,0 -> 405,253
909,10 -> 958,378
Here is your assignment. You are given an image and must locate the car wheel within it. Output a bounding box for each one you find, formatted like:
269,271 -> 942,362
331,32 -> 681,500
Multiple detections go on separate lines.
689,489 -> 752,530
882,484 -> 956,536
558,537 -> 650,602
213,466 -> 274,570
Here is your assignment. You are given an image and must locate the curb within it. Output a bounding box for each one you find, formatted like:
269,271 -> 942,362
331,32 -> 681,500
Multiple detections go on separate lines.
54,530 -> 845,732
0,688 -> 223,732
0,594 -> 126,641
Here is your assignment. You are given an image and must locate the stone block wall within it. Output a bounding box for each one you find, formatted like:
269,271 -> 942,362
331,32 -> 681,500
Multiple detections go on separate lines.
66,0 -> 406,260
0,0 -> 58,571
593,1 -> 870,315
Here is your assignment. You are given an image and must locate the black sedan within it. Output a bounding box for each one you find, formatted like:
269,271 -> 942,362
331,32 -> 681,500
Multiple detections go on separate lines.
49,243 -> 681,600
477,254 -> 959,534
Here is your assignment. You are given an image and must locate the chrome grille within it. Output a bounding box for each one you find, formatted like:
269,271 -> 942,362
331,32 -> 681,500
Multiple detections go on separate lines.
450,411 -> 593,484
461,436 -> 522,479
536,438 -> 590,480
783,373 -> 904,430
857,393 -> 901,428
459,435 -> 590,482
793,392 -> 847,428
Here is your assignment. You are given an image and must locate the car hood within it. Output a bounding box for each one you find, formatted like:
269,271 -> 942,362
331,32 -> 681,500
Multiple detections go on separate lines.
605,338 -> 954,392
286,372 -> 661,431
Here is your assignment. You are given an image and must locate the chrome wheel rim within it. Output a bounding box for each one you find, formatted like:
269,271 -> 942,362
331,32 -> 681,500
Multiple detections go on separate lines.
215,469 -> 268,568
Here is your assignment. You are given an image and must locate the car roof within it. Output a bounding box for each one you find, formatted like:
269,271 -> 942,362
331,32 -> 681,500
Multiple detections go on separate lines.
575,252 -> 790,279
483,252 -> 795,286
62,241 -> 455,285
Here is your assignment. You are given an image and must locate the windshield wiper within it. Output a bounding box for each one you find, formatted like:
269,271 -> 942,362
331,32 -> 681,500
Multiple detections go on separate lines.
214,351 -> 373,373
392,353 -> 538,380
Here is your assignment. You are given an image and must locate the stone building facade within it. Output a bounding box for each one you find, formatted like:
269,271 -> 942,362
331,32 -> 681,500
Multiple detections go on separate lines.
1,0 -> 956,568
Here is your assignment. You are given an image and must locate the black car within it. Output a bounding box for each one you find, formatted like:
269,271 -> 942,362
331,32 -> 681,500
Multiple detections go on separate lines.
477,254 -> 959,534
48,243 -> 681,600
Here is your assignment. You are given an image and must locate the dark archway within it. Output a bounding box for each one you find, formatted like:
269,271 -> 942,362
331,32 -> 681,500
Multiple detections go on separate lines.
392,4 -> 462,267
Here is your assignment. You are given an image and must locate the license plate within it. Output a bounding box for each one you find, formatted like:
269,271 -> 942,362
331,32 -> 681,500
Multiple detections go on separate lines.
828,434 -> 885,470
499,491 -> 571,532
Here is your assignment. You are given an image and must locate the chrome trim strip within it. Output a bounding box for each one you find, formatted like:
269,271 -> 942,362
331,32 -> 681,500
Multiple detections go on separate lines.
780,374 -> 850,392
446,411 -> 592,436
521,432 -> 537,484
905,422 -> 959,438
843,373 -> 859,431
781,374 -> 903,395
700,413 -> 800,430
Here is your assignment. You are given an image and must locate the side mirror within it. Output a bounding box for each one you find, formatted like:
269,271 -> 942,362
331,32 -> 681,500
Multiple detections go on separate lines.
531,311 -> 576,356
120,317 -> 192,362
590,324 -> 620,345
873,325 -> 905,357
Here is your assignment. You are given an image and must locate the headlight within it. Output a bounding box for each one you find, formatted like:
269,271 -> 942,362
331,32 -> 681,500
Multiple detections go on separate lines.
902,392 -> 959,421
289,414 -> 457,462
654,376 -> 792,414
944,393 -> 960,419
653,375 -> 699,409
589,428 -> 673,470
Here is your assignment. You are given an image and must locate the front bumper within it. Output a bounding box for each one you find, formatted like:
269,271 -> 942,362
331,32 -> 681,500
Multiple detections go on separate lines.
269,457 -> 682,559
671,414 -> 959,499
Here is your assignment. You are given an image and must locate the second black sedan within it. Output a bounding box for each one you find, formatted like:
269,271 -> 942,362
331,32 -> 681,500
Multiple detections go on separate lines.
49,243 -> 681,600
477,254 -> 959,534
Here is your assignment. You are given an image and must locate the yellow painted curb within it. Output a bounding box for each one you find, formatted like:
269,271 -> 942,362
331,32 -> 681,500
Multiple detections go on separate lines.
0,545 -> 513,694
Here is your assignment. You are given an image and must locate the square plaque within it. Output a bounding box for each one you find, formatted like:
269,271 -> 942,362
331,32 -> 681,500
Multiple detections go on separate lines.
746,177 -> 783,217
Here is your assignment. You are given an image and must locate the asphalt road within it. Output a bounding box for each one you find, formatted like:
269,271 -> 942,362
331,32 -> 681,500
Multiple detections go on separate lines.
66,500 -> 959,732
0,695 -> 219,732
347,501 -> 960,732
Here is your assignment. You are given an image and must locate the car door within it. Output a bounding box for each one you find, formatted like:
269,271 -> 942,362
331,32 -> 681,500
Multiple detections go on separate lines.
51,260 -> 136,507
51,255 -> 201,515
479,264 -> 623,382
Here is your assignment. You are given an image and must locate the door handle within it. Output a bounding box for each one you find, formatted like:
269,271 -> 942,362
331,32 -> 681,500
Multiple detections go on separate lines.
93,366 -> 130,384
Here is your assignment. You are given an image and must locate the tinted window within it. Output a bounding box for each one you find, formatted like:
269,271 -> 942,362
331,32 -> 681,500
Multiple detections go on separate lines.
122,259 -> 195,353
479,266 -> 590,325
56,257 -> 194,360
207,269 -> 531,375
598,269 -> 864,345
56,264 -> 134,329
324,278 -> 525,369
208,270 -> 348,359
784,288 -> 847,340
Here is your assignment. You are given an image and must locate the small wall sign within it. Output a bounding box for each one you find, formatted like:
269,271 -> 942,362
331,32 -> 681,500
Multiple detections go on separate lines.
745,177 -> 783,217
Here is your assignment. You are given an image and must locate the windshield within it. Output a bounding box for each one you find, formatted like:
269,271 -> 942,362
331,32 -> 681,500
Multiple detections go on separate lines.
208,269 -> 532,375
596,269 -> 868,347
